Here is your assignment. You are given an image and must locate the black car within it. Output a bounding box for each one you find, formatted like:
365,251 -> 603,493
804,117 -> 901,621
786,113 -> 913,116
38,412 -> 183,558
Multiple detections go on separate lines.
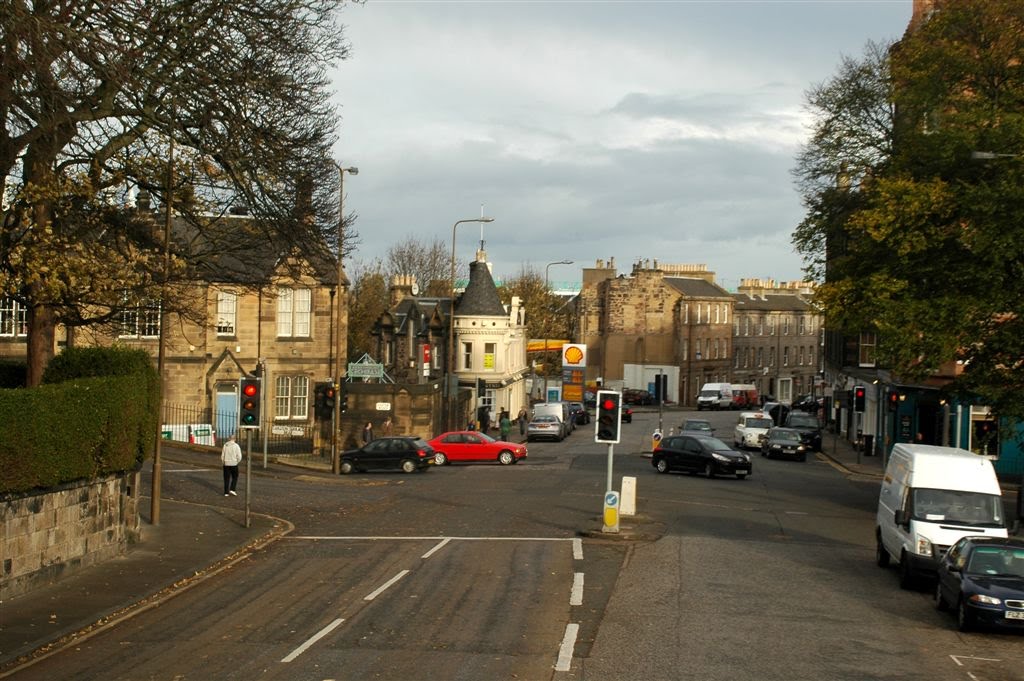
621,406 -> 633,423
652,434 -> 751,479
623,389 -> 653,406
935,536 -> 1024,632
339,436 -> 435,474
784,411 -> 823,451
760,427 -> 809,461
569,402 -> 591,425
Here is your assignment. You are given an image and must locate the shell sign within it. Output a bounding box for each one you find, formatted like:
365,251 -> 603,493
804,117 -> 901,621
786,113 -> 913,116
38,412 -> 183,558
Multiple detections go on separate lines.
562,343 -> 587,368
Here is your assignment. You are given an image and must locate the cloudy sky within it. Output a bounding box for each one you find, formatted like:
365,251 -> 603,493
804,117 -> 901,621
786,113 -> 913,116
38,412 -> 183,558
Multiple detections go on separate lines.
331,0 -> 912,292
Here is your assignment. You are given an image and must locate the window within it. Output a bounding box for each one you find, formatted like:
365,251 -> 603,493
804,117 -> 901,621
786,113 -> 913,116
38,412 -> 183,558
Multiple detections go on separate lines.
0,297 -> 27,337
683,303 -> 689,324
277,287 -> 311,337
769,346 -> 776,367
743,316 -> 750,336
275,375 -> 309,420
757,347 -> 764,367
216,291 -> 237,336
799,346 -> 805,366
758,317 -> 764,336
783,316 -> 791,335
798,316 -> 806,335
696,304 -> 701,324
768,317 -> 775,335
715,304 -> 720,324
859,331 -> 877,367
808,346 -> 814,367
733,320 -> 739,336
783,346 -> 790,366
462,341 -> 473,370
484,342 -> 496,370
120,295 -> 161,338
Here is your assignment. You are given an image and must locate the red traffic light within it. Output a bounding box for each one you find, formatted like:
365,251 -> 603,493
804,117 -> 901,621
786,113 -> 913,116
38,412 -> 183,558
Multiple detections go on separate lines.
243,383 -> 258,397
855,387 -> 865,398
601,398 -> 616,411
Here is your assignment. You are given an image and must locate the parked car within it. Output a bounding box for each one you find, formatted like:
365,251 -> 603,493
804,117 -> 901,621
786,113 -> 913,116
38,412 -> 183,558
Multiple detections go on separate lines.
569,402 -> 591,425
623,389 -> 653,406
428,431 -> 527,466
652,434 -> 751,479
527,414 -> 565,442
935,536 -> 1024,632
784,411 -> 823,451
680,418 -> 714,434
760,427 -> 809,461
621,405 -> 633,423
339,437 -> 435,474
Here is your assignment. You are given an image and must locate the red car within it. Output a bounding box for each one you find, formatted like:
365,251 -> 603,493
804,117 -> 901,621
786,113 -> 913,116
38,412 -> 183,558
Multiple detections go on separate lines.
427,431 -> 528,466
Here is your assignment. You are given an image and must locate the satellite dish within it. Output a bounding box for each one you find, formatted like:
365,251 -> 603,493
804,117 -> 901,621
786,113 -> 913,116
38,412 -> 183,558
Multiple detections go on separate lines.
411,282 -> 420,295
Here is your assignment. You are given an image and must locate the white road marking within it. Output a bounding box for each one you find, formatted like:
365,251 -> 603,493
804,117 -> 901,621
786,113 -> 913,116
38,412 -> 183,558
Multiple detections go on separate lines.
554,623 -> 579,672
950,655 -> 1001,666
422,537 -> 452,559
573,537 -> 583,560
281,618 -> 345,663
364,570 -> 410,601
570,572 -> 584,606
289,535 -> 576,542
164,468 -> 214,473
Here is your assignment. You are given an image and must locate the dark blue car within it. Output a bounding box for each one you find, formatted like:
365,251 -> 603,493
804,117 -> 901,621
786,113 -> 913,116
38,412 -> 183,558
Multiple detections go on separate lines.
935,536 -> 1024,631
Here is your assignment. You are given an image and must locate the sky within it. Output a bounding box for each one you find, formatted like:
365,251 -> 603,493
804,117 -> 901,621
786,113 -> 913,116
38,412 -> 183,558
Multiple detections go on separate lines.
331,0 -> 913,292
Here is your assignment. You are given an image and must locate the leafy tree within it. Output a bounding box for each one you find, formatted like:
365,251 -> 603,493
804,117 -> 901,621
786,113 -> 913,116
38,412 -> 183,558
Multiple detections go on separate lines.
498,266 -> 574,380
794,0 -> 1024,422
1,0 -> 355,385
346,260 -> 388,363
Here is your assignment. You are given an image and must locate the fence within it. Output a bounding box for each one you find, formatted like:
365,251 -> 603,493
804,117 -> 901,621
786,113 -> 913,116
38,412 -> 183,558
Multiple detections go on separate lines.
161,403 -> 323,459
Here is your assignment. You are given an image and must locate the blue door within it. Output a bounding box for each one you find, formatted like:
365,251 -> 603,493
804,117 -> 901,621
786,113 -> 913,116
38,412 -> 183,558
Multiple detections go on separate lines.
216,387 -> 238,442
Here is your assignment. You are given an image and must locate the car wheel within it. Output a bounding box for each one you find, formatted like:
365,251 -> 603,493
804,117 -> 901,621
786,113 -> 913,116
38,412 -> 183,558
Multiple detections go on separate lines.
340,461 -> 354,475
498,450 -> 515,465
655,458 -> 669,474
736,473 -> 747,480
434,452 -> 448,466
704,463 -> 715,478
401,459 -> 417,474
875,533 -> 890,568
899,552 -> 916,590
934,582 -> 948,611
799,453 -> 807,462
957,598 -> 974,632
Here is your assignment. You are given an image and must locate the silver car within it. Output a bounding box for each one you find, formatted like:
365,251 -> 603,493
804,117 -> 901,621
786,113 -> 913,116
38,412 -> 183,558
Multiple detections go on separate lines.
527,414 -> 565,442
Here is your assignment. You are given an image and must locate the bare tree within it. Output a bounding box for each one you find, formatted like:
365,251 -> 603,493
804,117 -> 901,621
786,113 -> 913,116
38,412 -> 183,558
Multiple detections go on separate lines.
385,235 -> 451,296
1,0 -> 355,384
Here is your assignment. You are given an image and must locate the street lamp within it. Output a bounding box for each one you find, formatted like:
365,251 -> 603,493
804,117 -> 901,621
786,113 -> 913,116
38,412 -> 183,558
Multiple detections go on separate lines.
448,216 -> 495,431
331,161 -> 358,474
543,260 -> 573,403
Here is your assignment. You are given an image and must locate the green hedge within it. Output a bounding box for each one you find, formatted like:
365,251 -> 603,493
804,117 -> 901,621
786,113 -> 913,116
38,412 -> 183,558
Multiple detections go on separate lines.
0,348 -> 159,495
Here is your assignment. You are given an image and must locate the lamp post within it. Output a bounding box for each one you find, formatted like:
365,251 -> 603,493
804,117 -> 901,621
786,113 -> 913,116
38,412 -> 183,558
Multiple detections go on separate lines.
448,216 -> 494,431
543,260 -> 573,403
331,161 -> 358,474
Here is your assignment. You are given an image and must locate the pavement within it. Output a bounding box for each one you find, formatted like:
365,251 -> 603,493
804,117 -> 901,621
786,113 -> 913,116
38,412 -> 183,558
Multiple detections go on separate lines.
0,429 -> 911,675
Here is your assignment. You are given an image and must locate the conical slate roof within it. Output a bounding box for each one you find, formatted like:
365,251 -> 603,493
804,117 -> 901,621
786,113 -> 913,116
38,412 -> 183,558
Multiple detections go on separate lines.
456,259 -> 506,316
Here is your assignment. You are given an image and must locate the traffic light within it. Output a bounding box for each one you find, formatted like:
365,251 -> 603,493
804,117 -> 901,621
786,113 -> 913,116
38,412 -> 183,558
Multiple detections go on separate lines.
853,385 -> 866,413
239,377 -> 262,428
314,382 -> 335,421
595,390 -> 622,444
339,390 -> 348,414
887,389 -> 899,411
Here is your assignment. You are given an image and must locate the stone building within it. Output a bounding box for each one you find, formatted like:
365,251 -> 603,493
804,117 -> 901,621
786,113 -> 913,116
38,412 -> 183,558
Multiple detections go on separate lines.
372,248 -> 529,435
731,279 -> 821,403
576,259 -> 734,408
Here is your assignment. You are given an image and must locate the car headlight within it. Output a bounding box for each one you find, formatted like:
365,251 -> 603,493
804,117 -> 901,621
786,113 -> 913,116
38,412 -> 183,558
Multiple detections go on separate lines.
712,453 -> 730,462
915,537 -> 933,556
969,593 -> 1002,606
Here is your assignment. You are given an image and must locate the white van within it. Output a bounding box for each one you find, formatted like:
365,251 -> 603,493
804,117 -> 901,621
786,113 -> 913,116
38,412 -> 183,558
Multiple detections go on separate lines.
532,402 -> 573,437
876,444 -> 1008,588
734,411 -> 773,450
697,382 -> 733,411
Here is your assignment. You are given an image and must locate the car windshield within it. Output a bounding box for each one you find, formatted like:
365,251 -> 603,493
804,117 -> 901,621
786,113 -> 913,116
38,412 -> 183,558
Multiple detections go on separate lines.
787,414 -> 818,428
773,430 -> 801,442
699,390 -> 720,398
697,437 -> 731,450
967,547 -> 1024,577
475,432 -> 497,442
745,418 -> 773,429
684,421 -> 712,431
911,488 -> 1005,527
533,415 -> 557,423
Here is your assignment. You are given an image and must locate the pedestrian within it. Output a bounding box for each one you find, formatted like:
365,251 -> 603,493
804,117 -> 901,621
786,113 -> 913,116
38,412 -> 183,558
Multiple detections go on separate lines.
362,421 -> 374,444
517,407 -> 528,436
221,434 -> 242,497
467,417 -> 476,431
381,416 -> 393,436
500,410 -> 512,441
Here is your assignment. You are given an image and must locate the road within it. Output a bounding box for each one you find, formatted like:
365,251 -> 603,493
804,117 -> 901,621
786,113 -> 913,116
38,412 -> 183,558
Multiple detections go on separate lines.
11,408 -> 1023,680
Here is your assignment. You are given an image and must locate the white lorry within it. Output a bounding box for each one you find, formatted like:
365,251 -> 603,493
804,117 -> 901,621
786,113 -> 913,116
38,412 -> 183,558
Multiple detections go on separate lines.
696,382 -> 733,411
875,443 -> 1008,589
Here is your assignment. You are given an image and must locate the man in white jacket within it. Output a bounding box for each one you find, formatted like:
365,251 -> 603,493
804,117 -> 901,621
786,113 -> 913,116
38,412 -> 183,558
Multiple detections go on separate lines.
221,434 -> 243,497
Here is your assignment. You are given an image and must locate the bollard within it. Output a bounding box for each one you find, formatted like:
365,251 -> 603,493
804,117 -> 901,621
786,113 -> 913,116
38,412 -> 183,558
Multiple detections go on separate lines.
621,476 -> 637,516
602,490 -> 620,533
651,430 -> 663,453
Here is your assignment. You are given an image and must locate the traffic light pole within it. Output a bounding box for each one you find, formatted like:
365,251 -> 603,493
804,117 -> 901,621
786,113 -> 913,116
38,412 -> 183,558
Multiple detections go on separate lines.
245,429 -> 252,529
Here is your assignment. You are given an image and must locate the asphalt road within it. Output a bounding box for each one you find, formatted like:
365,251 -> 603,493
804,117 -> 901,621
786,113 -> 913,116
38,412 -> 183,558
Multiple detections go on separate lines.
11,409 -> 1024,680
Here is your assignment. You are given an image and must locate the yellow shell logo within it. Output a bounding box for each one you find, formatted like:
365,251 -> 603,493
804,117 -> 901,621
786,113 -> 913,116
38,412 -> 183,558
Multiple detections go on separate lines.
564,346 -> 584,365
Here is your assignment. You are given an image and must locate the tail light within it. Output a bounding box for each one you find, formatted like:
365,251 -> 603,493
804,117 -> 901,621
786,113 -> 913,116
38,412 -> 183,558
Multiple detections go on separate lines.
418,449 -> 428,458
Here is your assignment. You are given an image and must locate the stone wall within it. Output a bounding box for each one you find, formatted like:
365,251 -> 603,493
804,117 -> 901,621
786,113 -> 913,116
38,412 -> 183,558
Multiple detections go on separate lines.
0,472 -> 141,600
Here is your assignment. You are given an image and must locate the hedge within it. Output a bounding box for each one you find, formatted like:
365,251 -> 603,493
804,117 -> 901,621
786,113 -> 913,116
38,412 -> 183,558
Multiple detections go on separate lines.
0,348 -> 159,496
